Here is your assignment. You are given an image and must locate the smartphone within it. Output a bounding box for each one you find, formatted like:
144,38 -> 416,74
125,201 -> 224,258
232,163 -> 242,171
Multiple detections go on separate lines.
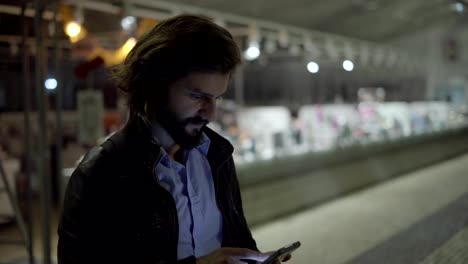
261,241 -> 301,264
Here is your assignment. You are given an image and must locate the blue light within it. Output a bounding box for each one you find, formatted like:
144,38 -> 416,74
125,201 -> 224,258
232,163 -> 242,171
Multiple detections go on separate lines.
45,78 -> 57,90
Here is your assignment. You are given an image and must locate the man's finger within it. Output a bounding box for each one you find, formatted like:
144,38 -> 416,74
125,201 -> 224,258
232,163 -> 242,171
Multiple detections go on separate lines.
281,253 -> 292,262
221,247 -> 269,261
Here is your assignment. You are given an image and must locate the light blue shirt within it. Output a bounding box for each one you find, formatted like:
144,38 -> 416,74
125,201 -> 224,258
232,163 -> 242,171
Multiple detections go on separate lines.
151,123 -> 223,260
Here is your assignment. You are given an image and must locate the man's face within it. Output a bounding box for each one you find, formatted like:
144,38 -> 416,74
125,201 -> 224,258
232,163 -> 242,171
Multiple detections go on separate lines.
157,72 -> 229,147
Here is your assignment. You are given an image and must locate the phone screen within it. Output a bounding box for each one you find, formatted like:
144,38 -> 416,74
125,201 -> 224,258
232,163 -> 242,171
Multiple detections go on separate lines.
261,241 -> 301,264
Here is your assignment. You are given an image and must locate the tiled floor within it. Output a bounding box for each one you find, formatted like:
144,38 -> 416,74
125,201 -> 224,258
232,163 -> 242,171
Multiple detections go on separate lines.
2,153 -> 468,264
420,228 -> 468,264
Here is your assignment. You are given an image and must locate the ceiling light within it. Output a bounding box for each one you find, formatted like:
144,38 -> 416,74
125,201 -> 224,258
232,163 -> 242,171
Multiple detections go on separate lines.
65,21 -> 82,38
121,16 -> 136,31
45,78 -> 57,90
307,62 -> 319,73
245,46 -> 260,60
244,42 -> 261,61
343,60 -> 354,72
245,25 -> 261,61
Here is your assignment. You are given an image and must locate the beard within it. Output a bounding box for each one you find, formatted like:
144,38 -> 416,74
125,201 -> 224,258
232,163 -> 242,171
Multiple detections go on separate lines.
156,107 -> 209,149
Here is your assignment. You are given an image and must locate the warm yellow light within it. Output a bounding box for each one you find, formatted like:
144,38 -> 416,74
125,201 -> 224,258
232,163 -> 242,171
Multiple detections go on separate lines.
121,37 -> 137,56
86,38 -> 137,67
65,21 -> 82,38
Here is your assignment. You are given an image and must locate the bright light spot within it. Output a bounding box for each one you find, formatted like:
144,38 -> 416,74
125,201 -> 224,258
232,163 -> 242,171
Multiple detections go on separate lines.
121,16 -> 136,31
244,45 -> 260,61
455,2 -> 464,13
65,21 -> 82,38
45,78 -> 57,90
122,37 -> 137,56
343,60 -> 354,71
307,61 -> 319,73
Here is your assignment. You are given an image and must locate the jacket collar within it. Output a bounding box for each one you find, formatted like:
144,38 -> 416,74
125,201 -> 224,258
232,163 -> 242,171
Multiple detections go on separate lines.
203,126 -> 234,165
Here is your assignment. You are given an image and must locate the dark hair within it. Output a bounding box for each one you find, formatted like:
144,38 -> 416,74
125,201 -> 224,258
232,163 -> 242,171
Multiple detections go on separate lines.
112,15 -> 241,118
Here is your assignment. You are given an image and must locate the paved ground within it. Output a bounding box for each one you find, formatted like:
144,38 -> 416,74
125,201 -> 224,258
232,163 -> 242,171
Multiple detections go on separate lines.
345,192 -> 468,264
252,153 -> 468,264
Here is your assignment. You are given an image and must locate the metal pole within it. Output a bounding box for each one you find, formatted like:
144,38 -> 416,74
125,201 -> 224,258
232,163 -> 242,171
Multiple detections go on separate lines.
21,1 -> 35,263
34,1 -> 52,263
234,65 -> 245,106
52,0 -> 64,210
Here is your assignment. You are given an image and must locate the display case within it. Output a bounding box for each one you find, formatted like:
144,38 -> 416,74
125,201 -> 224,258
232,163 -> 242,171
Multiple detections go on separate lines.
229,101 -> 467,163
299,104 -> 360,151
235,106 -> 293,162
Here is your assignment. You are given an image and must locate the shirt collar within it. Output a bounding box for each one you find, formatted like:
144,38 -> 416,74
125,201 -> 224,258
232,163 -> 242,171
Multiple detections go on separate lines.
198,132 -> 211,156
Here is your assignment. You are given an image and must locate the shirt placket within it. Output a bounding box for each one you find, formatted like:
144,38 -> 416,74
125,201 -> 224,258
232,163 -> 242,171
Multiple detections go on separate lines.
186,150 -> 204,257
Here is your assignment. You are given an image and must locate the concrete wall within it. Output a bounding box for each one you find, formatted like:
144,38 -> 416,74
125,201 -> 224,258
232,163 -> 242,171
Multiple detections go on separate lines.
390,22 -> 468,105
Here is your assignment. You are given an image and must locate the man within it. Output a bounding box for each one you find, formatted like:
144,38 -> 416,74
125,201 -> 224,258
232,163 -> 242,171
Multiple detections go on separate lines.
58,15 -> 290,264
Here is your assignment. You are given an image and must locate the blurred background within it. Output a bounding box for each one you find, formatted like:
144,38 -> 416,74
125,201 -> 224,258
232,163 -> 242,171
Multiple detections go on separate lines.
0,0 -> 468,263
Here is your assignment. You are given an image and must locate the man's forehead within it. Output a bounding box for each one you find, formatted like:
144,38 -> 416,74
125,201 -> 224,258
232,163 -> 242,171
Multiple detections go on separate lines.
183,72 -> 229,95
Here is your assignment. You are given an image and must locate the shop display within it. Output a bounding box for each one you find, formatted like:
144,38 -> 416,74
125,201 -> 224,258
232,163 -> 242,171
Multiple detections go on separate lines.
235,106 -> 293,162
299,104 -> 360,151
352,102 -> 408,142
221,101 -> 467,163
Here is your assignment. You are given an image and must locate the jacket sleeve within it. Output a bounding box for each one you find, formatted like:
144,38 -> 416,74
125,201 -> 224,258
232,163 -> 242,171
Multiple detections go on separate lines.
57,167 -> 199,264
57,167 -> 88,264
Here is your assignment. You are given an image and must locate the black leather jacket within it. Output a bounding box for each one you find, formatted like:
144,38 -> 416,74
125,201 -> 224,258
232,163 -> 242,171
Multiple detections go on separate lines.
58,116 -> 258,264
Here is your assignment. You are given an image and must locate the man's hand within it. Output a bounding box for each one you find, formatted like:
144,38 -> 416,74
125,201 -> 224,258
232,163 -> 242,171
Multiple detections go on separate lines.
196,247 -> 269,264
